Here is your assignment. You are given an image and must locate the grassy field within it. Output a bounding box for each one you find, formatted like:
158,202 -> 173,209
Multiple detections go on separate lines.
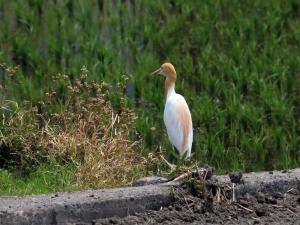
1,0 -> 300,195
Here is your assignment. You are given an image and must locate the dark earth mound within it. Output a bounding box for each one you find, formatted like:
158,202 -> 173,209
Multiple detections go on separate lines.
92,187 -> 300,225
67,168 -> 300,225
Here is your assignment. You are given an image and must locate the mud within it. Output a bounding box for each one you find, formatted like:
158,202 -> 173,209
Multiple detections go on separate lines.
93,186 -> 300,225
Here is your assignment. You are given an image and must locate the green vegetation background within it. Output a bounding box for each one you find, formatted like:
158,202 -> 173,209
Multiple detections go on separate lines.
1,0 -> 300,194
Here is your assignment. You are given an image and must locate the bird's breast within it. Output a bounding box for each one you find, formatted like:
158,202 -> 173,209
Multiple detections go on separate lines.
163,93 -> 192,154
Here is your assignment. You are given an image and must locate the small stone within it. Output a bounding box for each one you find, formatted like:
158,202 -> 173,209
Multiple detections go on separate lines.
186,199 -> 193,204
265,196 -> 277,205
273,192 -> 283,199
255,207 -> 266,217
193,205 -> 202,213
244,193 -> 252,201
256,193 -> 265,204
108,218 -> 119,224
182,214 -> 193,222
239,199 -> 249,207
175,205 -> 182,211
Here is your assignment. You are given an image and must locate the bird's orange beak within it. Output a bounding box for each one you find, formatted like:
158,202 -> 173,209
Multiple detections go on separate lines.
151,67 -> 162,76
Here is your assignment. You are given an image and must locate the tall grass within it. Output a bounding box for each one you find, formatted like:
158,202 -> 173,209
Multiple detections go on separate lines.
0,0 -> 300,193
1,66 -> 157,192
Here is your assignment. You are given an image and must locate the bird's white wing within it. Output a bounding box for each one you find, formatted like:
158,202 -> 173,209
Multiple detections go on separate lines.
163,93 -> 192,156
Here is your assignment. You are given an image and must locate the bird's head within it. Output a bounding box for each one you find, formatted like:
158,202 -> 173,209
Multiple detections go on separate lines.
151,62 -> 177,81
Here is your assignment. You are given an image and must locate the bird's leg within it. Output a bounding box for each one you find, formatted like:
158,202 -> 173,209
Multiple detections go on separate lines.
158,145 -> 176,171
159,154 -> 176,171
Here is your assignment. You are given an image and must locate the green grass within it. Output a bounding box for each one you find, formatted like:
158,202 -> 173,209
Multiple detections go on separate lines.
0,163 -> 77,196
1,0 -> 300,195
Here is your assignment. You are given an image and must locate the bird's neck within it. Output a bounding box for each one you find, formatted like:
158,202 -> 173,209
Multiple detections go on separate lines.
164,78 -> 176,99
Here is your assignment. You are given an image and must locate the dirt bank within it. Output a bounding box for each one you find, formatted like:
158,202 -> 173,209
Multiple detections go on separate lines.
95,186 -> 300,225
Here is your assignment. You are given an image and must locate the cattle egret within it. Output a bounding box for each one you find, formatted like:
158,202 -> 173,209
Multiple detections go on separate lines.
151,63 -> 193,158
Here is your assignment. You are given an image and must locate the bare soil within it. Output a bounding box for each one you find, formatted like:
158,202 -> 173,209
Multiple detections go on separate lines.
2,168 -> 299,225
93,186 -> 300,225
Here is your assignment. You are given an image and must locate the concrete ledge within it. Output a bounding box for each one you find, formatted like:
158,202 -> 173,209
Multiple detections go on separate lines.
0,185 -> 174,225
215,168 -> 300,197
0,168 -> 299,225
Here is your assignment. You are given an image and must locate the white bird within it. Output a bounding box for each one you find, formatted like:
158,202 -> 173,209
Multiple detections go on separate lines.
151,63 -> 193,157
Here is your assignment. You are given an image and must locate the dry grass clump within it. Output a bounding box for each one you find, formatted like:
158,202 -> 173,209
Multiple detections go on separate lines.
41,80 -> 148,188
1,66 -> 158,189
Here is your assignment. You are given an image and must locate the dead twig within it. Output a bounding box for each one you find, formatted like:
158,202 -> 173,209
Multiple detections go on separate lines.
271,204 -> 284,209
235,203 -> 254,213
216,187 -> 221,203
173,171 -> 192,182
183,196 -> 193,214
251,217 -> 261,222
286,208 -> 299,217
286,188 -> 296,193
270,205 -> 299,217
221,188 -> 230,203
232,183 -> 236,202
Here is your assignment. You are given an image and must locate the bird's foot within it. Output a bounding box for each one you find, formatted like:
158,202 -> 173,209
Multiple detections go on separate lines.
159,154 -> 176,171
